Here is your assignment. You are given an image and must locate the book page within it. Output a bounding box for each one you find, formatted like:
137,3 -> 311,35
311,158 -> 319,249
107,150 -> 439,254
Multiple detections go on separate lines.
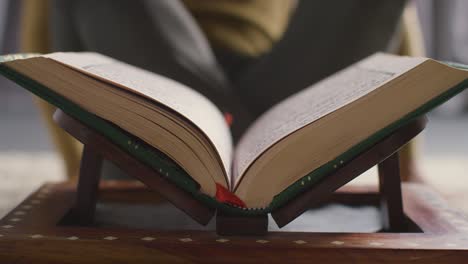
233,53 -> 427,185
46,52 -> 233,177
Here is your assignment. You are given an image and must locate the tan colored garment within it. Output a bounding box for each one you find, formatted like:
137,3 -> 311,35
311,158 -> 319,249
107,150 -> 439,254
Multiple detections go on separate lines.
182,0 -> 295,56
19,0 -> 420,182
20,0 -> 50,53
21,0 -> 83,179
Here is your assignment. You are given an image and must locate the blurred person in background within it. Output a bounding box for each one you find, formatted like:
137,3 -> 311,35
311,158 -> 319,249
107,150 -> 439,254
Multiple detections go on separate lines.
21,0 -> 413,179
25,0 -> 407,136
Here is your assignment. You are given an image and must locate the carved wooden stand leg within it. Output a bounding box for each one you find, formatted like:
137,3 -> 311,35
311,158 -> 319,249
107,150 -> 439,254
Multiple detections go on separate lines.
378,152 -> 406,232
71,146 -> 103,225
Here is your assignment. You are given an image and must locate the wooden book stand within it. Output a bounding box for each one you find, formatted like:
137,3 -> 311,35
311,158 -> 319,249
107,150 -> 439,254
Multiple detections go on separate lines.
52,110 -> 423,235
2,109 -> 468,263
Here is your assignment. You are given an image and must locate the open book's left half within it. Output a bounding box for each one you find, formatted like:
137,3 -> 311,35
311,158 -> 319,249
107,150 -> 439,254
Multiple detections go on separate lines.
1,53 -> 232,197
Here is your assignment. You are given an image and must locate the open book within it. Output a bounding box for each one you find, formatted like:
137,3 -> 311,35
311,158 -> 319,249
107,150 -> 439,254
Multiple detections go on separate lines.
1,52 -> 468,210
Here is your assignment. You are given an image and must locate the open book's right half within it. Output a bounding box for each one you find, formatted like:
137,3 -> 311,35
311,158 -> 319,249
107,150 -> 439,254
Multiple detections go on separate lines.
231,53 -> 468,209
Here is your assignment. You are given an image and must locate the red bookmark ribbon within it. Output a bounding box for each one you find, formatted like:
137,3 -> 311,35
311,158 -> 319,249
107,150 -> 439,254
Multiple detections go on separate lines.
224,112 -> 233,127
215,183 -> 246,208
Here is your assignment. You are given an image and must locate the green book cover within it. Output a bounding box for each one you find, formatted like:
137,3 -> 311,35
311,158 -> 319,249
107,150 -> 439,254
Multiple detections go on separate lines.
1,54 -> 467,216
